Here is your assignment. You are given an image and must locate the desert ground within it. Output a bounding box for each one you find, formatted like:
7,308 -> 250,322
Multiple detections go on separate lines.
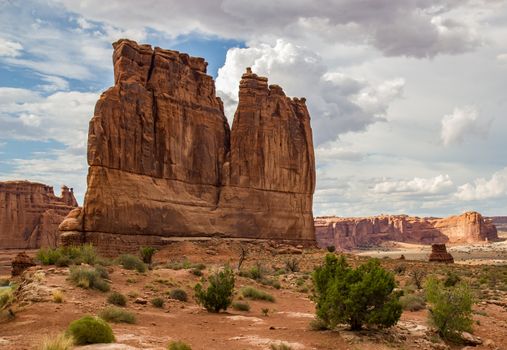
1,239 -> 506,350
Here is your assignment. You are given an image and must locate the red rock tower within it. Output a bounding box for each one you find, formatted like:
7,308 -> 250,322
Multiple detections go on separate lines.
59,39 -> 315,253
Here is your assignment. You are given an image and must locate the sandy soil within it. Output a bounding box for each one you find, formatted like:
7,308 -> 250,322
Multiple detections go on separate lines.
1,240 -> 506,349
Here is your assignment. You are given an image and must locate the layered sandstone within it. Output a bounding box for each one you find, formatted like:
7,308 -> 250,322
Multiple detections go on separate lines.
60,39 -> 315,252
428,244 -> 454,263
0,181 -> 78,248
315,212 -> 498,250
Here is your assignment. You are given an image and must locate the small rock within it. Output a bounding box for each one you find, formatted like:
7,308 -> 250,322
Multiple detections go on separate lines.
461,332 -> 482,346
134,298 -> 147,305
483,339 -> 496,348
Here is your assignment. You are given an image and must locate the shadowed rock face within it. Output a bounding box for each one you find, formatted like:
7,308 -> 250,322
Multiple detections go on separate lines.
60,39 -> 315,253
0,181 -> 78,248
315,211 -> 498,250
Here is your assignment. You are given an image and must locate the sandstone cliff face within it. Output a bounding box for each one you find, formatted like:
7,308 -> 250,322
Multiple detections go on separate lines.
315,211 -> 498,250
0,181 -> 78,248
60,39 -> 315,252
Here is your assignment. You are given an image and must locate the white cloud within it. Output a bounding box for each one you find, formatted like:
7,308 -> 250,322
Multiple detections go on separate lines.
0,87 -> 99,149
216,40 -> 404,145
497,53 -> 507,64
0,37 -> 22,57
373,174 -> 454,195
440,106 -> 491,146
456,167 -> 507,200
38,75 -> 69,92
56,0 -> 484,58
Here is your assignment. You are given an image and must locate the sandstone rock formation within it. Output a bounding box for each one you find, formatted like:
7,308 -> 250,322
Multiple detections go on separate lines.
428,244 -> 454,263
315,211 -> 498,250
60,39 -> 315,253
0,181 -> 78,249
11,252 -> 35,276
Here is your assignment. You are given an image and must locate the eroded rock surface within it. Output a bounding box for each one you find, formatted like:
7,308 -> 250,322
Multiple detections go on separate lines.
0,181 -> 78,248
315,212 -> 498,250
60,39 -> 315,253
428,244 -> 454,263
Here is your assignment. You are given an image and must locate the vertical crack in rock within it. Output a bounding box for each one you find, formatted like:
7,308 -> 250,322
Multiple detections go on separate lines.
59,39 -> 316,254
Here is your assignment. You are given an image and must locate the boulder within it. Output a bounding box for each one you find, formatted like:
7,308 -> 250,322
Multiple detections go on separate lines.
59,39 -> 316,255
11,252 -> 35,276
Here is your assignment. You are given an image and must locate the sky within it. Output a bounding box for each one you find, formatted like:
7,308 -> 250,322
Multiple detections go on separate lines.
0,0 -> 506,218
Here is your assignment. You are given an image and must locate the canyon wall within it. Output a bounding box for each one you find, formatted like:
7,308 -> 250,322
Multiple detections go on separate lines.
0,181 -> 78,248
60,39 -> 315,252
315,211 -> 498,250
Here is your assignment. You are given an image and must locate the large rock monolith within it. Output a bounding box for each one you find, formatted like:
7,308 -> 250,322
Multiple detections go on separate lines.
60,39 -> 316,254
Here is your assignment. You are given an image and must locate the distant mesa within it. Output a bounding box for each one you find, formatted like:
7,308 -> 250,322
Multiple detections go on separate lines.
0,181 -> 78,249
314,211 -> 498,250
59,39 -> 316,254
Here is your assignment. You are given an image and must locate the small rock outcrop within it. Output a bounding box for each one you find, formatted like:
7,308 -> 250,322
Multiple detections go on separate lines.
315,212 -> 498,250
60,39 -> 316,254
0,181 -> 78,248
11,252 -> 35,276
428,244 -> 454,263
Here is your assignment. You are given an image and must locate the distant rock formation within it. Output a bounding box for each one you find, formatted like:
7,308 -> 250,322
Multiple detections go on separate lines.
60,39 -> 315,253
428,244 -> 454,263
0,181 -> 78,248
315,212 -> 498,250
488,216 -> 507,232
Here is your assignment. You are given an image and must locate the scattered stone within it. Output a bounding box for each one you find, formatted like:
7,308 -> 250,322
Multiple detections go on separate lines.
461,332 -> 482,346
134,298 -> 148,305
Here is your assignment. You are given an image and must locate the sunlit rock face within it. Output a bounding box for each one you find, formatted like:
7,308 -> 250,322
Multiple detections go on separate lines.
0,181 -> 78,248
314,211 -> 498,250
60,39 -> 316,253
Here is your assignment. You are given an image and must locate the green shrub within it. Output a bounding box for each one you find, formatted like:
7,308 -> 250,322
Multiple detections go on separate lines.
270,343 -> 292,350
285,258 -> 300,273
0,288 -> 13,309
232,301 -> 251,311
99,306 -> 136,324
410,269 -> 426,289
117,254 -> 147,273
107,292 -> 127,306
168,341 -> 192,350
444,271 -> 461,287
151,297 -> 165,308
69,266 -> 110,292
394,264 -> 406,274
37,244 -> 98,266
400,293 -> 426,311
169,288 -> 188,302
313,254 -> 402,331
66,316 -> 115,345
52,290 -> 64,303
309,318 -> 329,331
190,268 -> 203,276
140,246 -> 156,264
326,245 -> 336,253
37,248 -> 62,265
241,286 -> 275,302
260,278 -> 281,289
194,266 -> 235,313
39,333 -> 73,350
94,265 -> 109,279
425,276 -> 474,342
261,308 -> 269,316
239,262 -> 265,280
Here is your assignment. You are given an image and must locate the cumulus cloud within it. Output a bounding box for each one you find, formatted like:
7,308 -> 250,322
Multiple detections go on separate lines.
0,37 -> 22,57
456,167 -> 507,200
0,87 -> 99,150
56,0 -> 483,58
216,40 -> 404,144
440,106 -> 491,146
373,174 -> 454,195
